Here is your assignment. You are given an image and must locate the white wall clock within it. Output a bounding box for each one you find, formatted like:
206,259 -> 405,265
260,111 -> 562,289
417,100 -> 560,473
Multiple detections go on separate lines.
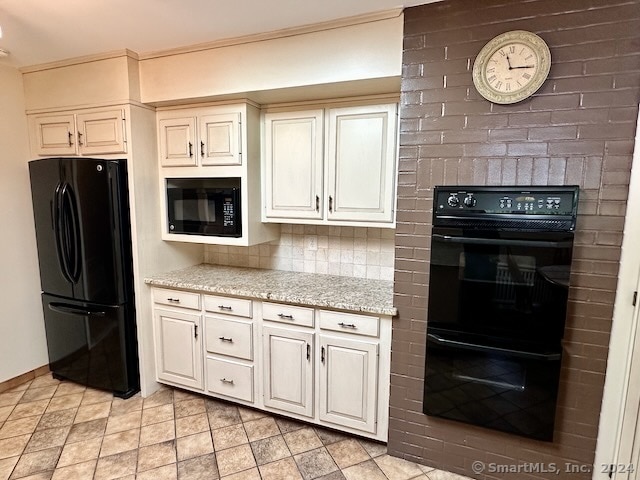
472,30 -> 551,104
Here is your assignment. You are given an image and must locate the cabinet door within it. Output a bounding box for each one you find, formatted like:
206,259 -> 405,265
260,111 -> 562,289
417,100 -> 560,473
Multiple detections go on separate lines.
33,114 -> 77,156
159,117 -> 197,167
264,110 -> 324,220
319,335 -> 378,433
200,112 -> 242,166
153,309 -> 203,389
327,104 -> 397,223
263,325 -> 314,417
76,109 -> 126,155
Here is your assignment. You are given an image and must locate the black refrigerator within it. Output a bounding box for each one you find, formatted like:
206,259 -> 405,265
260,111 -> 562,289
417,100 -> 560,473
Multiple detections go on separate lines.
29,157 -> 140,398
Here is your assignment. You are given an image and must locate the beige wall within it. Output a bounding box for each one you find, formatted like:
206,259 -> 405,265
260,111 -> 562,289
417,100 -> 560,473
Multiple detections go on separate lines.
0,64 -> 48,382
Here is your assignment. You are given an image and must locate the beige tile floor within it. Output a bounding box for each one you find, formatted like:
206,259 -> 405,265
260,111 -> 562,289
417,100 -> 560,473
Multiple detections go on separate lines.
0,374 -> 472,480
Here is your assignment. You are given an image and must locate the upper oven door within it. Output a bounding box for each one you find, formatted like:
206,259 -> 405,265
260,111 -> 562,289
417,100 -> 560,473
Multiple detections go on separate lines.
427,227 -> 574,347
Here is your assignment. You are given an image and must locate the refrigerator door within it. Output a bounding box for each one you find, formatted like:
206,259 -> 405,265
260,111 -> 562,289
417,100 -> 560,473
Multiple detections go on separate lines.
29,158 -> 75,300
29,158 -> 133,304
42,293 -> 139,398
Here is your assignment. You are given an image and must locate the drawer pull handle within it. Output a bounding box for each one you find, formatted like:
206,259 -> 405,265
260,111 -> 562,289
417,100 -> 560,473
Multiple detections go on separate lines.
278,313 -> 294,320
167,298 -> 181,303
306,343 -> 311,361
338,322 -> 357,329
219,336 -> 233,343
220,378 -> 234,385
194,325 -> 198,339
218,305 -> 233,311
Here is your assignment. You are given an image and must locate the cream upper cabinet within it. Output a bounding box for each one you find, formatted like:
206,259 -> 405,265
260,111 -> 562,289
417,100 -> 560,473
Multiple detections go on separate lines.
200,112 -> 241,166
262,102 -> 398,228
158,107 -> 242,168
31,108 -> 127,157
327,104 -> 397,223
264,110 -> 324,220
158,117 -> 197,167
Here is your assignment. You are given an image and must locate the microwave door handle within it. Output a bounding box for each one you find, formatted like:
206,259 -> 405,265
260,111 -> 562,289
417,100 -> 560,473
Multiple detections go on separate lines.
427,333 -> 561,361
431,234 -> 571,249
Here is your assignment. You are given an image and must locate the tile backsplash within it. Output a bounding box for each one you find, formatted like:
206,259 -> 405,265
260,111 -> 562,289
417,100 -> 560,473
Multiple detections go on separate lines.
205,225 -> 395,280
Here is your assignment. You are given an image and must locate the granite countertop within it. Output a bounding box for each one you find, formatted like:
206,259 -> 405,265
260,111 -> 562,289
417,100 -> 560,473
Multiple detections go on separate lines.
144,264 -> 397,316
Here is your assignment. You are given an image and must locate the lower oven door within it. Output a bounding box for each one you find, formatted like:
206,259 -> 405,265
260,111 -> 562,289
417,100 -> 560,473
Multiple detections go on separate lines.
423,329 -> 562,441
427,227 -> 574,345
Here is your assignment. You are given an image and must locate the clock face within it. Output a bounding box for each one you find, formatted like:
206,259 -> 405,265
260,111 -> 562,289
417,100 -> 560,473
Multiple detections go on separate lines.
472,31 -> 551,104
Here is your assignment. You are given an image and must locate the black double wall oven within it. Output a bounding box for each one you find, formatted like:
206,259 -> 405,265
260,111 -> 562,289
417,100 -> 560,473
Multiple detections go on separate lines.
423,186 -> 579,441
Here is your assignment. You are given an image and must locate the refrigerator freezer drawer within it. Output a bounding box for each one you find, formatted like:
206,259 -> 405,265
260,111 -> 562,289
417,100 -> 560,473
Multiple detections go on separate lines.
42,294 -> 139,398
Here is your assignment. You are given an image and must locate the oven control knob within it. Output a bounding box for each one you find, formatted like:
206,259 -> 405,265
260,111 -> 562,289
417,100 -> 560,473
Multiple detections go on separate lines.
447,195 -> 459,207
464,196 -> 477,208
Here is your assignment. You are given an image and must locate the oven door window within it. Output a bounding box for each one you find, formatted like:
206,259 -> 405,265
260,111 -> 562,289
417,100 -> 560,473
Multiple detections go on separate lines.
427,229 -> 573,346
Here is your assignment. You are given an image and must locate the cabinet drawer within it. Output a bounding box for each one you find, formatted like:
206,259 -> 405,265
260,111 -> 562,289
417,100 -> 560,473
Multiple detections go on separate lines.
318,310 -> 380,337
206,357 -> 253,402
262,302 -> 314,328
204,295 -> 252,318
205,316 -> 253,360
152,288 -> 200,310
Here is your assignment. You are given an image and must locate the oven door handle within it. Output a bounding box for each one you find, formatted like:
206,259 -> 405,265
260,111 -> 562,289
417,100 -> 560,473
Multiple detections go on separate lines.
431,234 -> 571,248
427,333 -> 561,361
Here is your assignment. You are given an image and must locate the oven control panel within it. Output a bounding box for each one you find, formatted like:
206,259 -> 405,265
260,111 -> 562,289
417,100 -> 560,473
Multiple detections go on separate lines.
436,187 -> 578,217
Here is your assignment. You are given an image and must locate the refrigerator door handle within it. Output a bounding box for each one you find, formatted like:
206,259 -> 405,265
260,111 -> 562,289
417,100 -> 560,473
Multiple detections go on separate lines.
54,182 -> 73,283
61,183 -> 82,283
48,302 -> 106,317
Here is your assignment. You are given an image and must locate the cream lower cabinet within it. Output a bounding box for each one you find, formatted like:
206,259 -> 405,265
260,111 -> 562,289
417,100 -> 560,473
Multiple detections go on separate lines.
263,325 -> 314,417
150,286 -> 391,441
319,335 -> 378,433
203,295 -> 256,404
153,309 -> 203,390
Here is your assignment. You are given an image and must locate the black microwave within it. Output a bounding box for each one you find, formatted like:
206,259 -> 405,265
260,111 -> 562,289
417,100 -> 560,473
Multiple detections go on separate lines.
166,178 -> 241,237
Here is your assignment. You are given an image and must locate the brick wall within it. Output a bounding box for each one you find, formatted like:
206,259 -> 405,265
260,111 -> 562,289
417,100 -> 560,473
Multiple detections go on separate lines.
390,1 -> 640,478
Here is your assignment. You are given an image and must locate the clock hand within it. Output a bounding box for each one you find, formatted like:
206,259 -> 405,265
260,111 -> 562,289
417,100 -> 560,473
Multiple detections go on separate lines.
506,55 -> 513,70
512,65 -> 535,69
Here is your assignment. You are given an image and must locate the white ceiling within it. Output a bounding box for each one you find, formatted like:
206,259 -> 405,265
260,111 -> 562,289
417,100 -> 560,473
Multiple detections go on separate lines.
0,0 -> 435,68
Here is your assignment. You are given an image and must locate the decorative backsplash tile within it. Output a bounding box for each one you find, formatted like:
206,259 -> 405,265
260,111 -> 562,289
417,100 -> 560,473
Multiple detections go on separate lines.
204,225 -> 395,280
